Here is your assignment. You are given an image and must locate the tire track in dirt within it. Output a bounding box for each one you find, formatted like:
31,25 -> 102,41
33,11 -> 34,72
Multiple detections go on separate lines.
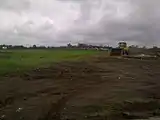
0,60 -> 106,120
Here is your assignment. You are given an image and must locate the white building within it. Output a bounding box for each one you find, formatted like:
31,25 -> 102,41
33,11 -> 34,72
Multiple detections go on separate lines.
2,47 -> 7,50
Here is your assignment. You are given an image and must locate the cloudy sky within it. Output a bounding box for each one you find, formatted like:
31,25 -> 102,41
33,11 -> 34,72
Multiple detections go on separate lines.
0,0 -> 159,47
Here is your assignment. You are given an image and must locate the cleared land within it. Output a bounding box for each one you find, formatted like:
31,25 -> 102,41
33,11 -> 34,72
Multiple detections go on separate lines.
0,50 -> 160,120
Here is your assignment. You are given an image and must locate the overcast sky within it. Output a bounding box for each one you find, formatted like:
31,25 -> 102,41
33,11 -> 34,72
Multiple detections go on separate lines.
0,0 -> 159,47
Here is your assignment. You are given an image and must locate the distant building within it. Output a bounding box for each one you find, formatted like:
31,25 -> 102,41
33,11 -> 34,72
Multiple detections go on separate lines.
2,46 -> 7,50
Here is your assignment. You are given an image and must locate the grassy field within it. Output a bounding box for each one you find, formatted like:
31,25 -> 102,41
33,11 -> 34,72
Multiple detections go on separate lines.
0,49 -> 98,75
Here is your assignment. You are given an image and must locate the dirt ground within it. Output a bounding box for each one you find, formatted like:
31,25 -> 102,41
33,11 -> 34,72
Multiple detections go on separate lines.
0,55 -> 160,120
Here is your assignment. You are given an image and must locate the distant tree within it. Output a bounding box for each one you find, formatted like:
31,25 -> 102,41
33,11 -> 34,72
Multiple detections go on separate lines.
33,45 -> 37,48
135,45 -> 139,48
153,46 -> 158,49
38,46 -> 46,49
11,45 -> 25,49
78,43 -> 88,48
67,43 -> 72,48
8,45 -> 13,49
143,46 -> 146,49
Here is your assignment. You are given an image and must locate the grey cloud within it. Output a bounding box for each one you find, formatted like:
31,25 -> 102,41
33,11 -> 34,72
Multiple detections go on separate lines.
0,0 -> 160,46
0,0 -> 30,11
64,0 -> 160,46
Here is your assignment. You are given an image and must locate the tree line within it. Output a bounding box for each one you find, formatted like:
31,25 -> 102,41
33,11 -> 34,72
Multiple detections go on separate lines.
0,44 -> 159,49
0,44 -> 111,49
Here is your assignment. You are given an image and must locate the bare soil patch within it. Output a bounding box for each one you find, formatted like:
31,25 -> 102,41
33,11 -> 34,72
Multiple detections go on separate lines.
0,55 -> 160,120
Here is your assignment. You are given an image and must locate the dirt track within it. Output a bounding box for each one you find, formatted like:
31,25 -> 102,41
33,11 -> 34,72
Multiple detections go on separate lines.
0,55 -> 160,120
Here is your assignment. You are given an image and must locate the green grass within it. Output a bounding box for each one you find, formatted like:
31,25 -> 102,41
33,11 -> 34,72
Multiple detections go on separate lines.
0,49 -> 98,75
